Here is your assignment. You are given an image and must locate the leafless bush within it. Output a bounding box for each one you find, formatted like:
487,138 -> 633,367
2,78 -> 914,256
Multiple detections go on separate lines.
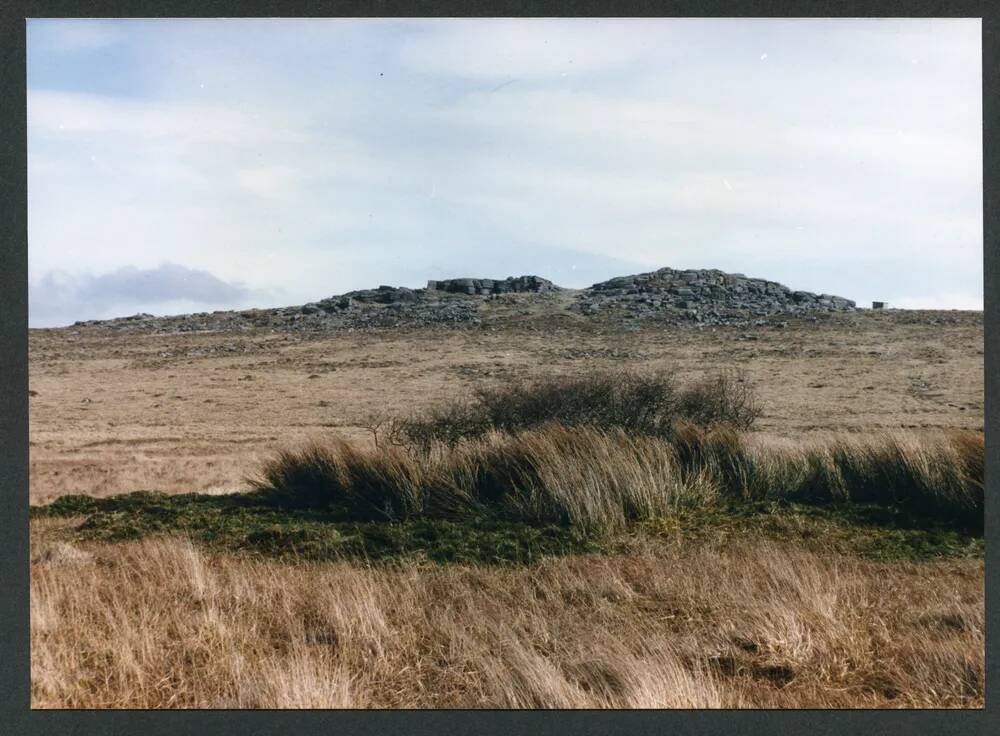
394,369 -> 761,451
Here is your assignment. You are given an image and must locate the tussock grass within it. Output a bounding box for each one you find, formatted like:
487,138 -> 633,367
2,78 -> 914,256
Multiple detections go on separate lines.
670,424 -> 983,531
252,425 -> 717,533
255,441 -> 431,519
251,424 -> 983,534
253,370 -> 981,533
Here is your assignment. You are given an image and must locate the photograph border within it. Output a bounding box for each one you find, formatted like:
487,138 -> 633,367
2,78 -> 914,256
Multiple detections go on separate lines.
2,2 -> 996,734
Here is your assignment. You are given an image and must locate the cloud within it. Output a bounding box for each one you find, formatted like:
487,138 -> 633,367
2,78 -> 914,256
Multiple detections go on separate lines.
29,263 -> 271,327
892,292 -> 984,310
26,19 -> 983,320
397,19 -> 658,79
28,90 -> 288,145
235,165 -> 302,199
37,20 -> 124,52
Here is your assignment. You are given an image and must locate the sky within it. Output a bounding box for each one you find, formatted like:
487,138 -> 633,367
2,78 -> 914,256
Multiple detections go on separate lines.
27,18 -> 983,327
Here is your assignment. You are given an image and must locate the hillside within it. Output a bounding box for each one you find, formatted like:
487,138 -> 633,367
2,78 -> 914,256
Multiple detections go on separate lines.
28,284 -> 983,710
64,266 -> 857,334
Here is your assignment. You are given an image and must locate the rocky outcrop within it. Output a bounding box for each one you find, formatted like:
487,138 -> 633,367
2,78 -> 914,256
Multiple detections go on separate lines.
575,267 -> 854,324
426,275 -> 558,296
67,266 -> 857,334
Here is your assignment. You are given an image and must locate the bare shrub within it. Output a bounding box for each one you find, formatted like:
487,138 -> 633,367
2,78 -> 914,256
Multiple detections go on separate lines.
674,370 -> 760,431
395,369 -> 761,451
358,412 -> 404,450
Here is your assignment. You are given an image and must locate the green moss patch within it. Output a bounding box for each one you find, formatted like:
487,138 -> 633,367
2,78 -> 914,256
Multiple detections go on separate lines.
32,490 -> 982,566
32,490 -> 607,565
639,500 -> 984,562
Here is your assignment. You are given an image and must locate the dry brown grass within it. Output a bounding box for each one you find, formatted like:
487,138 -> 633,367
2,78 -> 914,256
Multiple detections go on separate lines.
250,424 -> 983,533
28,313 -> 984,709
28,311 -> 984,503
251,425 -> 718,531
672,423 -> 984,529
30,527 -> 982,709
